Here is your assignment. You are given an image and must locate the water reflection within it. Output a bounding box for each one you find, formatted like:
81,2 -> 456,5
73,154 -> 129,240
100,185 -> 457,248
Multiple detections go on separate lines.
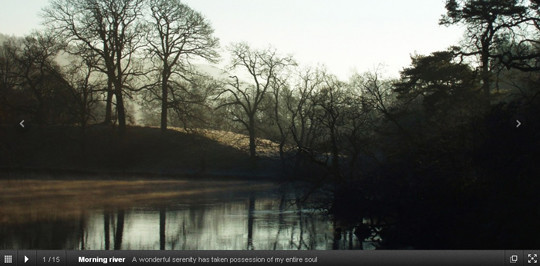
247,195 -> 255,250
0,179 -> 372,250
81,199 -> 333,250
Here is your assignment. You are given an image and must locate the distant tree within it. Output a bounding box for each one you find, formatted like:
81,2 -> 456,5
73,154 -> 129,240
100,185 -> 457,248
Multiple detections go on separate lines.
354,69 -> 408,139
217,43 -> 294,159
43,0 -> 146,133
394,51 -> 480,122
63,48 -> 103,130
146,0 -> 219,133
358,70 -> 396,120
6,32 -> 72,125
168,74 -> 220,130
345,72 -> 385,176
140,72 -> 219,130
270,79 -> 289,160
312,73 -> 349,175
287,67 -> 324,160
261,63 -> 294,161
0,38 -> 19,123
440,0 -> 528,101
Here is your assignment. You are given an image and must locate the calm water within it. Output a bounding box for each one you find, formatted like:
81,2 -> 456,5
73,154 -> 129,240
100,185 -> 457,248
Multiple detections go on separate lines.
0,178 -> 372,250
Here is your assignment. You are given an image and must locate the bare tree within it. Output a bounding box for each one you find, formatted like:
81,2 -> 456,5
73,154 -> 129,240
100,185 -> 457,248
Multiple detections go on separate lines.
63,48 -> 103,130
43,0 -> 145,133
312,73 -> 349,175
359,71 -> 397,122
6,32 -> 69,125
269,73 -> 292,160
287,67 -> 324,159
0,37 -> 20,123
146,0 -> 219,132
217,43 -> 294,159
167,74 -> 220,130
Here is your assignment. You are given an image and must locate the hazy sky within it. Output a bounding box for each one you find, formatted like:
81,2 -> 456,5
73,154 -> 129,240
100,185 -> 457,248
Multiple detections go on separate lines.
0,0 -> 464,79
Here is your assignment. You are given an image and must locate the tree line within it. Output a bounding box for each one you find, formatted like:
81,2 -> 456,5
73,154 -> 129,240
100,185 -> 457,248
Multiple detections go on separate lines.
0,0 -> 538,165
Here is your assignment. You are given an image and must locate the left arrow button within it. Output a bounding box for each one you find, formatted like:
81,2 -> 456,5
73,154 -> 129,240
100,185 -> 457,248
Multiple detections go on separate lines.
19,120 -> 25,128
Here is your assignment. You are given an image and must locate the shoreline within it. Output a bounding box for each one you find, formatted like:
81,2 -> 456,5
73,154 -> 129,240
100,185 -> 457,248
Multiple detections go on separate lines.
0,166 -> 286,182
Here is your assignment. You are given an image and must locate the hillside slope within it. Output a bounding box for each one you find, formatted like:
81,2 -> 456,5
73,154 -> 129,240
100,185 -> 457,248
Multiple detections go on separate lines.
0,125 -> 282,178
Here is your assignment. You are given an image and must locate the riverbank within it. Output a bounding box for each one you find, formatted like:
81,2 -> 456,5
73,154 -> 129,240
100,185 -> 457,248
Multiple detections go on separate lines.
0,178 -> 279,224
0,125 -> 284,180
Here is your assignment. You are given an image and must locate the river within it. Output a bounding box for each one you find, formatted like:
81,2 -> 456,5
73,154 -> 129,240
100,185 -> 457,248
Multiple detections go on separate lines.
0,178 -> 373,250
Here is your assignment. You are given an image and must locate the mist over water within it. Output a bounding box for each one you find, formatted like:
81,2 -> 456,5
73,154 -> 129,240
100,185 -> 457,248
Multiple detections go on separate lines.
0,178 -> 372,250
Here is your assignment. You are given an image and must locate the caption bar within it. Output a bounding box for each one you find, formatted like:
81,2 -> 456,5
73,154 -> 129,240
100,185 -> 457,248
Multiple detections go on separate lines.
1,250 -> 532,266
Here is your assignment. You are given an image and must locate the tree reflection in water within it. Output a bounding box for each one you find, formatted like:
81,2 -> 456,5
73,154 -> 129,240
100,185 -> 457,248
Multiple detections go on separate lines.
77,195 -> 338,250
0,180 -> 372,250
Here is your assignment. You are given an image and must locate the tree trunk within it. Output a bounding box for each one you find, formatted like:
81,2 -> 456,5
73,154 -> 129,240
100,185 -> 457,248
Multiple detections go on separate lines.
481,47 -> 491,102
480,33 -> 492,105
279,142 -> 285,161
104,80 -> 113,125
114,79 -> 126,134
160,72 -> 168,133
36,100 -> 45,126
330,124 -> 340,177
115,48 -> 126,134
248,117 -> 256,159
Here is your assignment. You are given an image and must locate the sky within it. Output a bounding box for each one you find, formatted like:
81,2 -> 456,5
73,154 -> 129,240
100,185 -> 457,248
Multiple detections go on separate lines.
0,0 -> 464,79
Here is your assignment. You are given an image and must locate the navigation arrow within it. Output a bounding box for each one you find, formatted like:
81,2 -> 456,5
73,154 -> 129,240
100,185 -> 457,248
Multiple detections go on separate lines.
24,256 -> 29,263
516,120 -> 521,128
19,120 -> 25,128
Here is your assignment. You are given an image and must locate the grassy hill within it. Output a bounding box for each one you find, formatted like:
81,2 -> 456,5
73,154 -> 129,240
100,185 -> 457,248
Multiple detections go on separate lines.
0,125 -> 283,179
